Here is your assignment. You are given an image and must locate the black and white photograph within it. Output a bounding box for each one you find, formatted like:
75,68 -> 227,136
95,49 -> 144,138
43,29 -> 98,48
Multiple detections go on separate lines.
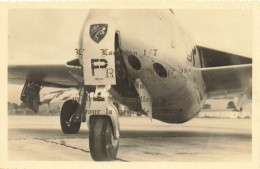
3,3 -> 257,166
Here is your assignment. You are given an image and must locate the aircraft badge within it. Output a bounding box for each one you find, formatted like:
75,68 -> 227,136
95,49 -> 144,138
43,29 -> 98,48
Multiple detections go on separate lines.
89,24 -> 108,43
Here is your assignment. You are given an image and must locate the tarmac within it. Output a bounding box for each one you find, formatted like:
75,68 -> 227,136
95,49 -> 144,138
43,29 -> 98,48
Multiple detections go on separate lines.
8,115 -> 251,162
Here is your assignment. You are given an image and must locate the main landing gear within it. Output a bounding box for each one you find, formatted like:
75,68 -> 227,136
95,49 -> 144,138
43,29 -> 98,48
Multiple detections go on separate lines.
60,88 -> 88,134
60,100 -> 81,134
59,85 -> 120,161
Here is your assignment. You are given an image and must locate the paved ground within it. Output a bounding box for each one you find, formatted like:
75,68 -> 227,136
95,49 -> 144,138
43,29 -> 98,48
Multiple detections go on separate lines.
8,115 -> 251,161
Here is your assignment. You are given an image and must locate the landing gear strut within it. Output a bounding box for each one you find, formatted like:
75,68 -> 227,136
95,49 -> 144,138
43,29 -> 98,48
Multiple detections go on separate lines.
87,85 -> 120,161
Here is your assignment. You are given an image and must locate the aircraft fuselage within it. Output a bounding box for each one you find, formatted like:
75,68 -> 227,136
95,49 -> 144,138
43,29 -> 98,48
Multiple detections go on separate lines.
79,9 -> 207,123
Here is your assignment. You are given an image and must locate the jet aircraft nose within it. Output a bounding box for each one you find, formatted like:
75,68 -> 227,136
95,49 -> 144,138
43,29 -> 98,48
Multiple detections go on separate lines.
119,49 -> 188,98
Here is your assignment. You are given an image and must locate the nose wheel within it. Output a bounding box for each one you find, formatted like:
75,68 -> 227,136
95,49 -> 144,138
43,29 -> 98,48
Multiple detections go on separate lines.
86,85 -> 120,161
89,116 -> 119,161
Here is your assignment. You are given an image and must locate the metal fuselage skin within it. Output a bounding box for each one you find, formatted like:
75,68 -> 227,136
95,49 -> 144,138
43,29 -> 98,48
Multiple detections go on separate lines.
79,9 -> 207,123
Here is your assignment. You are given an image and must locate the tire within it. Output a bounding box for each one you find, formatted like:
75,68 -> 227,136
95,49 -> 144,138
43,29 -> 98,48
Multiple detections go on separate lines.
60,100 -> 81,134
89,116 -> 119,161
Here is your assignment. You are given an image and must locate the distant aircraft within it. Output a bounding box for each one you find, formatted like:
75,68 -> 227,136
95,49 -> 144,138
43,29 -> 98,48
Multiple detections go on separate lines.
8,9 -> 252,161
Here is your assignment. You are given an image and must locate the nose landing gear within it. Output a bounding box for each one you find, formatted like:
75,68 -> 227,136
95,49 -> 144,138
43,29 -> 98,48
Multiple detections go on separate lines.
89,116 -> 119,161
87,85 -> 120,161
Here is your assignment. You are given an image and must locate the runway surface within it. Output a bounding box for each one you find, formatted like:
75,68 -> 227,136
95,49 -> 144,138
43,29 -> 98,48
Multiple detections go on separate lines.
8,115 -> 251,161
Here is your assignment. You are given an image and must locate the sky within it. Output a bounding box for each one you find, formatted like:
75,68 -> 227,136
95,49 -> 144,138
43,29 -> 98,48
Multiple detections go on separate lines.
8,9 -> 252,104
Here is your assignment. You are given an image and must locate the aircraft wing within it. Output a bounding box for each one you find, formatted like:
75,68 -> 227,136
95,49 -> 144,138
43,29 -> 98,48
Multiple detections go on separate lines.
201,64 -> 252,98
197,46 -> 252,67
198,46 -> 252,98
8,64 -> 84,88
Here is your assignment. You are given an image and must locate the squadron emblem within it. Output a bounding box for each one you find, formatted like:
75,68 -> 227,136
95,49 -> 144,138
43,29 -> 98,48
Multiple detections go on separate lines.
89,24 -> 108,43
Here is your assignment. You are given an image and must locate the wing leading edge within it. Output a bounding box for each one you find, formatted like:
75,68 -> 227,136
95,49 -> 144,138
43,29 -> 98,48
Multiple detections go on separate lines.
197,45 -> 252,68
8,65 -> 84,88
